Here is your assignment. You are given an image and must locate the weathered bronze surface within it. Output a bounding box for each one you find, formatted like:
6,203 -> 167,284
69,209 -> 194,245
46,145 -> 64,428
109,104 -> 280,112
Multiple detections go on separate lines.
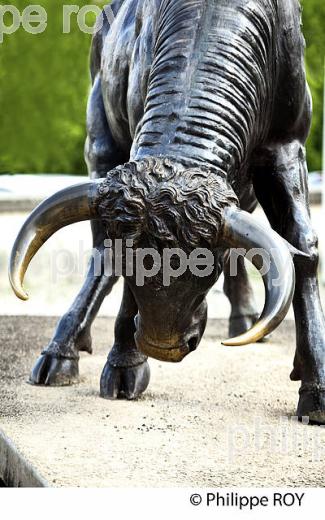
9,0 -> 325,423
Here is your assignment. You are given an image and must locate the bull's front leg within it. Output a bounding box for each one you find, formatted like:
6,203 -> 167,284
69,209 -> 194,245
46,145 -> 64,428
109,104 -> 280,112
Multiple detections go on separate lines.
253,140 -> 325,423
30,74 -> 124,386
29,232 -> 119,386
100,281 -> 150,400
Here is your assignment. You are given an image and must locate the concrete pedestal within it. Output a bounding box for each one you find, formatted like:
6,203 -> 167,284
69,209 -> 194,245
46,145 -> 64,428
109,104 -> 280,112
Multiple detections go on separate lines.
1,316 -> 324,487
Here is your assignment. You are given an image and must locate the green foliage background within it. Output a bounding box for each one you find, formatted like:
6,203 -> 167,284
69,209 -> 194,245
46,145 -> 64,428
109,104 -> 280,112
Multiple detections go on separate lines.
302,0 -> 325,171
0,0 -> 324,175
0,0 -> 106,175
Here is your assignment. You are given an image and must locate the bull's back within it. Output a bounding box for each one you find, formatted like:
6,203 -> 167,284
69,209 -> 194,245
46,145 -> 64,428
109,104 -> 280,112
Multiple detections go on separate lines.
98,0 -> 308,155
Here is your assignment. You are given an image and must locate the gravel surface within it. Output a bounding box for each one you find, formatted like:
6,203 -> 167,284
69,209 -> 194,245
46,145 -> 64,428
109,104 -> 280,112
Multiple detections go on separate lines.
1,316 -> 325,487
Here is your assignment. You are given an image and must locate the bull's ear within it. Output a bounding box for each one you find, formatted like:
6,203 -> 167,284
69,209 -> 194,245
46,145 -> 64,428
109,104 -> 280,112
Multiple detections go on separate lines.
282,239 -> 309,259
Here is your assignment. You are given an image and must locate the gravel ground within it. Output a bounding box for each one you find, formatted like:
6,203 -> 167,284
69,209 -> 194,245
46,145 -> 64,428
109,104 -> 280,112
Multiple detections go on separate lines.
1,316 -> 325,487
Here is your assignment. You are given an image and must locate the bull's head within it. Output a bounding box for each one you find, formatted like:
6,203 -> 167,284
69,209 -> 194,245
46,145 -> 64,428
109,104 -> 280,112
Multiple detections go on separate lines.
9,158 -> 295,362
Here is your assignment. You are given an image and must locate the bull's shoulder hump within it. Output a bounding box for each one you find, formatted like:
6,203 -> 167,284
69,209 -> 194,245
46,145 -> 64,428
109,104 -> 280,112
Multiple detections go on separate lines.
90,1 -> 133,79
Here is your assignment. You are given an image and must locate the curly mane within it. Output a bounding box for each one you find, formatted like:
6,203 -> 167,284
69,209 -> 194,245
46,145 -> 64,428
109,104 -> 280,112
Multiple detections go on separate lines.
96,158 -> 238,251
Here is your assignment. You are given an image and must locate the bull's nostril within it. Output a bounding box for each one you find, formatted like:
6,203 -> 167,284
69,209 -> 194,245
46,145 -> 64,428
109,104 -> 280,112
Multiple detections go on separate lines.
188,336 -> 199,352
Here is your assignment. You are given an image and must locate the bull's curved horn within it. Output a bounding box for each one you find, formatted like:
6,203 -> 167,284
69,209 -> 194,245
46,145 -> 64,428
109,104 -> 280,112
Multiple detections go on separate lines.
220,207 -> 295,346
9,181 -> 100,301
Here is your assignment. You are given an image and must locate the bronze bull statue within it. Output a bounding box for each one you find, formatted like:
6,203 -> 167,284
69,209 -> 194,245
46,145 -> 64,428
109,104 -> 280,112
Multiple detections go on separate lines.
9,0 -> 325,423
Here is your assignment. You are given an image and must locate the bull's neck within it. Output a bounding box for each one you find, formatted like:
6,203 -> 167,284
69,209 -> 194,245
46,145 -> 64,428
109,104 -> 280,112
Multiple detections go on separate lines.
131,0 -> 276,177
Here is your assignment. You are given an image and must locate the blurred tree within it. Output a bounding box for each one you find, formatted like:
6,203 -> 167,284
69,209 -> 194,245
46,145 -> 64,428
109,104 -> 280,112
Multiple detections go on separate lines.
302,0 -> 325,172
0,0 -> 324,174
0,0 -> 106,174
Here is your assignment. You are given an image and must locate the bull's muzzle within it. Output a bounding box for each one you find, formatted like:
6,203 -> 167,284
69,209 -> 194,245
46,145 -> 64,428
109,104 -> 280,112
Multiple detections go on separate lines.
134,314 -> 200,362
134,332 -> 198,363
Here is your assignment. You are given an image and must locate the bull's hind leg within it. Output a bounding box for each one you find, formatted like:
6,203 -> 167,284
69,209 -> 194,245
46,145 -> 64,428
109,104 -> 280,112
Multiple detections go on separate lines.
223,254 -> 259,338
30,74 -> 124,386
253,140 -> 325,423
100,281 -> 150,400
